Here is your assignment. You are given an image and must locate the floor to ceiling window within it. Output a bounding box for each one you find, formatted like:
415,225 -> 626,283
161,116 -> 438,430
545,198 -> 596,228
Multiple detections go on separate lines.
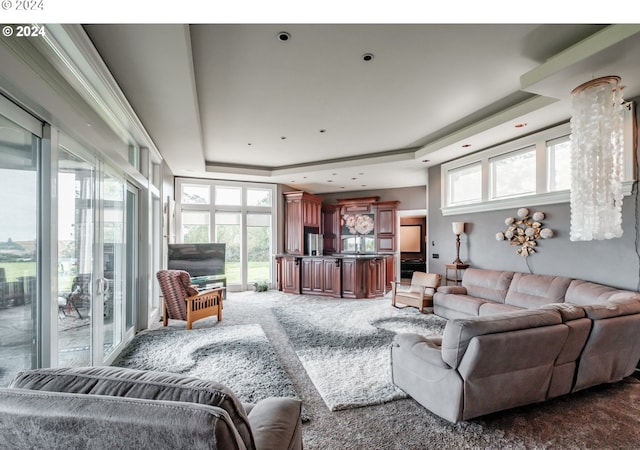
0,112 -> 40,387
176,179 -> 276,291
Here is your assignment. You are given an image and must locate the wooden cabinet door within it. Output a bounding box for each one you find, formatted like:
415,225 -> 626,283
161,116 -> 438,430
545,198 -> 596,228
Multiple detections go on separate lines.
282,257 -> 300,294
366,258 -> 386,298
385,255 -> 396,290
285,199 -> 303,254
341,259 -> 365,298
322,258 -> 341,297
376,206 -> 395,235
322,205 -> 340,254
300,258 -> 312,293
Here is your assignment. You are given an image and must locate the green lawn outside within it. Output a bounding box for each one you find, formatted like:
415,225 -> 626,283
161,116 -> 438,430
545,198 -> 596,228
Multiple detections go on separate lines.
0,262 -> 36,281
225,261 -> 271,284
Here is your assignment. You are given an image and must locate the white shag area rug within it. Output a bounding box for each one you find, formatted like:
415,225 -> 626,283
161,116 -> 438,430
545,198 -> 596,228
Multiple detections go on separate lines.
111,323 -> 300,405
272,297 -> 446,411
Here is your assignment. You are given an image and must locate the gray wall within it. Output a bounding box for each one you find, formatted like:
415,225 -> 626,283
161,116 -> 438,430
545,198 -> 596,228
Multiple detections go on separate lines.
427,165 -> 640,291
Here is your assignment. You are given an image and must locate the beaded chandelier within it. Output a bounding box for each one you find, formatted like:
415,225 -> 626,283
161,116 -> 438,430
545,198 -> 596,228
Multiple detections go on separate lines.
569,76 -> 625,241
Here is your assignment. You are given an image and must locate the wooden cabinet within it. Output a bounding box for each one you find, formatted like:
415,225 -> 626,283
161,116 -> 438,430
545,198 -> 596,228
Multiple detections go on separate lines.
375,201 -> 399,252
366,258 -> 386,298
284,191 -> 323,255
385,254 -> 396,290
341,258 -> 366,298
301,257 -> 340,297
281,256 -> 301,294
321,204 -> 340,254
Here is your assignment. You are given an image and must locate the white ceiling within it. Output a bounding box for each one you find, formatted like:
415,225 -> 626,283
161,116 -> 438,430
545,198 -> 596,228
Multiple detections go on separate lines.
82,24 -> 640,194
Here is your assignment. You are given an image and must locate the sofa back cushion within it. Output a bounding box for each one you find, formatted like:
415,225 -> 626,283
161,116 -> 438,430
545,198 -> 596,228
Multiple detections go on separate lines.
0,388 -> 242,449
461,268 -> 514,303
10,366 -> 254,450
565,279 -> 640,306
504,273 -> 572,309
441,308 -> 562,368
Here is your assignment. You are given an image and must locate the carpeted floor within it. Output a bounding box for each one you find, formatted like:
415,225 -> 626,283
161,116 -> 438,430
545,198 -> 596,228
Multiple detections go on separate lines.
272,299 -> 446,411
112,323 -> 299,405
130,290 -> 640,449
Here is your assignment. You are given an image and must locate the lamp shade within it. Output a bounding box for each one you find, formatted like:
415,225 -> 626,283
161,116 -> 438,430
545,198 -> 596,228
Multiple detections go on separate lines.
452,222 -> 465,235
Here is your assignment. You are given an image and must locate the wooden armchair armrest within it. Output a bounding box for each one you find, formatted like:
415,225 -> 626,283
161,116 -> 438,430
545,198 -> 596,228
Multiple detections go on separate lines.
184,287 -> 224,329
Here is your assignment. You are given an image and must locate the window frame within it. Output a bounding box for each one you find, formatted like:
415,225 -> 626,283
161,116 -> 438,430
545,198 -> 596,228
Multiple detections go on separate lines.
175,178 -> 278,290
441,111 -> 636,216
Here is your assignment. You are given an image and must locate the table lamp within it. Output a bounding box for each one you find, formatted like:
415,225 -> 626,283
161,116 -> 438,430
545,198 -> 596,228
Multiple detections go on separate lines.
452,222 -> 465,265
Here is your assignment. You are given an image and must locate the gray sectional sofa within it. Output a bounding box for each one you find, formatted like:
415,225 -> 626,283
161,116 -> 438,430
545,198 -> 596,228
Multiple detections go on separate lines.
0,366 -> 303,450
391,267 -> 640,423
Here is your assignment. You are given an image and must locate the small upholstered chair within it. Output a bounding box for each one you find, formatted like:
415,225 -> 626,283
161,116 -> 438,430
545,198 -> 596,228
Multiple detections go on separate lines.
156,270 -> 223,329
391,272 -> 441,313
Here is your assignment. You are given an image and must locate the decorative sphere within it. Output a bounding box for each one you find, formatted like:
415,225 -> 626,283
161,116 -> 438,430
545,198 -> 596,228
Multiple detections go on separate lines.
496,232 -> 505,241
517,208 -> 529,218
505,230 -> 514,240
505,217 -> 515,225
525,227 -> 535,237
532,211 -> 545,221
540,228 -> 554,239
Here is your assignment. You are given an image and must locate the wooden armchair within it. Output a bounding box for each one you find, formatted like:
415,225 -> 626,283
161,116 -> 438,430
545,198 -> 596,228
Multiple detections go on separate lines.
391,272 -> 441,313
156,270 -> 223,330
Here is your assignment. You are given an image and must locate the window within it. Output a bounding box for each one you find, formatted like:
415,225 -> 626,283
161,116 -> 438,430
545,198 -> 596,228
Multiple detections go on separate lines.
447,162 -> 482,206
175,179 -> 277,291
441,116 -> 635,216
182,184 -> 210,205
547,136 -> 571,192
490,146 -> 536,199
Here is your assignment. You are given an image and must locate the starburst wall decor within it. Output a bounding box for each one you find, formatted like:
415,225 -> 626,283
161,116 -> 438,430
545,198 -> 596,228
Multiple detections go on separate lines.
496,208 -> 554,257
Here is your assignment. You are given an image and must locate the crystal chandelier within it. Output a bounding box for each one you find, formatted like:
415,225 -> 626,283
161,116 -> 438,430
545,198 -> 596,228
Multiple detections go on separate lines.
569,76 -> 625,241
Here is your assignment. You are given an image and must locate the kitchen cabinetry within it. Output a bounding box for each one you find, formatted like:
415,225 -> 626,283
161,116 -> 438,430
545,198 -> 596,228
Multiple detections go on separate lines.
301,257 -> 340,297
284,191 -> 323,255
375,201 -> 399,252
321,204 -> 340,254
280,256 -> 301,294
366,258 -> 386,298
341,258 -> 366,298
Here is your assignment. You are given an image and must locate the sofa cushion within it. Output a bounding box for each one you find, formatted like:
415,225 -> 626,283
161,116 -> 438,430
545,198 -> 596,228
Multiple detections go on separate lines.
10,366 -> 254,450
461,268 -> 514,303
0,388 -> 243,450
436,294 -> 486,316
441,309 -> 562,368
539,302 -> 586,321
504,273 -> 572,309
582,298 -> 640,320
478,302 -> 522,316
565,279 -> 640,306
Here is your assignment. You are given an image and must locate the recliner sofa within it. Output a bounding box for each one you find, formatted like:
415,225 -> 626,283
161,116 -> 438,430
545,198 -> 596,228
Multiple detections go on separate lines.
391,267 -> 640,422
0,366 -> 303,450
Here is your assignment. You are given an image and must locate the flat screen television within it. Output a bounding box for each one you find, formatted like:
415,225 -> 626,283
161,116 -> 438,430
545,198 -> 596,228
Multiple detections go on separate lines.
167,243 -> 225,277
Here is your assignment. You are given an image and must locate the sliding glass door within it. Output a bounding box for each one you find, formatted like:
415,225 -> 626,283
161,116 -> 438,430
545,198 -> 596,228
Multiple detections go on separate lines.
57,139 -> 129,366
0,114 -> 40,386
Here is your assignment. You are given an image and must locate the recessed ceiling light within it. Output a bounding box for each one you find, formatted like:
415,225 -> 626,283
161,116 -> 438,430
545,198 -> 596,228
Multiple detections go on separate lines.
351,177 -> 357,180
248,143 -> 252,146
515,123 -> 527,128
462,144 -> 471,148
361,184 -> 367,187
422,159 -> 430,163
320,129 -> 327,133
358,172 -> 364,175
332,173 -> 337,176
362,53 -> 374,62
327,180 -> 333,183
277,31 -> 291,42
281,136 -> 287,140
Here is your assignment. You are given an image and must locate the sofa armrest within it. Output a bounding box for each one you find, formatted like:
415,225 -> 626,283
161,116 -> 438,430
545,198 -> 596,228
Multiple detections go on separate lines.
248,397 -> 302,450
393,334 -> 450,370
436,286 -> 467,295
